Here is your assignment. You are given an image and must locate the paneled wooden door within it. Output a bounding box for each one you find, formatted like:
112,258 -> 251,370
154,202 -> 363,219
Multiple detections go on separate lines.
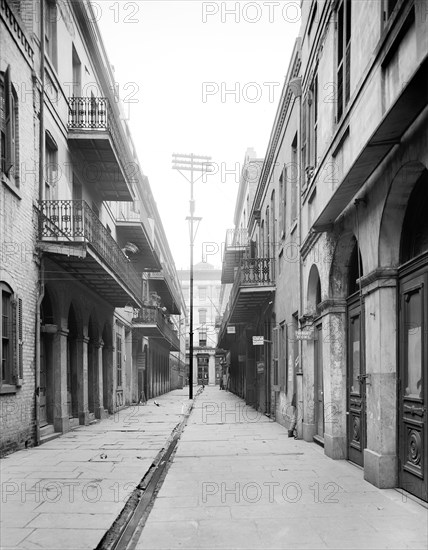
347,298 -> 366,466
399,267 -> 428,501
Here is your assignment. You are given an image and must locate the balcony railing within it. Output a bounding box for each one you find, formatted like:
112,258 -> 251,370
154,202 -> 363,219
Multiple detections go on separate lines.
38,200 -> 142,298
68,97 -> 134,183
225,228 -> 249,249
239,257 -> 274,286
133,306 -> 179,348
222,257 -> 275,331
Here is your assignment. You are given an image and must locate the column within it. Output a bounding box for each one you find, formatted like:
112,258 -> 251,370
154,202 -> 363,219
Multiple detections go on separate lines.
301,317 -> 316,442
94,340 -> 105,419
320,300 -> 347,459
102,346 -> 114,414
363,272 -> 398,488
76,336 -> 90,425
208,353 -> 215,386
53,328 -> 69,433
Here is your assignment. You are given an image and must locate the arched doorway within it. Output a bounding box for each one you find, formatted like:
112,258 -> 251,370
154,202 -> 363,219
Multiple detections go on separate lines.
67,305 -> 79,419
346,240 -> 366,467
307,265 -> 323,441
398,170 -> 428,501
40,289 -> 55,426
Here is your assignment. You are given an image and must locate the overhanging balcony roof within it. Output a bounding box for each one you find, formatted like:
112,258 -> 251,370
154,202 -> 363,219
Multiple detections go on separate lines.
132,307 -> 179,351
38,200 -> 143,308
148,271 -> 181,315
221,228 -> 249,284
221,257 -> 275,333
314,55 -> 428,231
67,97 -> 134,202
116,219 -> 162,272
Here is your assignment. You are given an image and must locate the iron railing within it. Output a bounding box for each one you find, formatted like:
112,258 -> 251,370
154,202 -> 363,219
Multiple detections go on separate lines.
68,97 -> 136,183
38,200 -> 142,299
225,228 -> 249,249
133,306 -> 179,348
219,258 -> 275,339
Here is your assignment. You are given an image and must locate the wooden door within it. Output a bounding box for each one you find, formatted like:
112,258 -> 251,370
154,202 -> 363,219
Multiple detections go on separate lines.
347,299 -> 366,466
39,335 -> 48,426
399,270 -> 428,501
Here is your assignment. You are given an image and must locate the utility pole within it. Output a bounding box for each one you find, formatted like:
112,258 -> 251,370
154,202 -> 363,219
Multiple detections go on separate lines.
172,153 -> 212,399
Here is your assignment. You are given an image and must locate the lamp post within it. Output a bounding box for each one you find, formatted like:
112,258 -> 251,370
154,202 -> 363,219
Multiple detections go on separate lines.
172,153 -> 212,399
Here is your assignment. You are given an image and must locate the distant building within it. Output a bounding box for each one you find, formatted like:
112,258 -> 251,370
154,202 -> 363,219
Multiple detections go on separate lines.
177,262 -> 222,386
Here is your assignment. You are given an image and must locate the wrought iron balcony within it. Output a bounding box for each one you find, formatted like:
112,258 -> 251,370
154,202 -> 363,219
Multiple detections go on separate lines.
67,97 -> 135,201
148,269 -> 181,315
132,306 -> 179,351
221,228 -> 250,284
222,257 -> 275,329
112,201 -> 161,272
38,200 -> 142,307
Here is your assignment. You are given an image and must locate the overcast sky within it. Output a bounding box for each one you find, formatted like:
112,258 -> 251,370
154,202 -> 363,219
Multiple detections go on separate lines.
97,1 -> 301,269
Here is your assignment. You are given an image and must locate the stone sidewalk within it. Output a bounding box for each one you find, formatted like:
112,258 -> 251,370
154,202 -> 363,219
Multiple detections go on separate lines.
0,389 -> 194,550
135,387 -> 428,550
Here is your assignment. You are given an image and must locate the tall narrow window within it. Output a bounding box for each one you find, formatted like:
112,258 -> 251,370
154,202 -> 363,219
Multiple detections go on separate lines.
45,133 -> 57,200
1,67 -> 18,186
265,206 -> 270,257
336,0 -> 351,122
45,0 -> 58,68
199,309 -> 207,325
1,283 -> 21,387
279,167 -> 286,237
199,330 -> 207,347
72,45 -> 81,97
199,287 -> 207,301
308,73 -> 318,167
291,134 -> 298,223
271,191 -> 276,257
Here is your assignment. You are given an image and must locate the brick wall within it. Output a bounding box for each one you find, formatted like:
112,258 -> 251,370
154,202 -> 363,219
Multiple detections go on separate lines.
0,2 -> 39,455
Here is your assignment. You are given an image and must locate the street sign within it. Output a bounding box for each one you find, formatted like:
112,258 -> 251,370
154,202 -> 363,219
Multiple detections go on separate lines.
227,326 -> 236,334
296,328 -> 314,340
252,336 -> 264,346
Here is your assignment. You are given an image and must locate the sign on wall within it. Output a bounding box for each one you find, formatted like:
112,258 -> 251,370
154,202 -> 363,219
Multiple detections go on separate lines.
227,326 -> 236,334
296,328 -> 314,340
252,336 -> 264,346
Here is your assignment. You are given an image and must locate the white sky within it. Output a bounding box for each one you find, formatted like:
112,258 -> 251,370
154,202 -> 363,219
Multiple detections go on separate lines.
97,1 -> 301,270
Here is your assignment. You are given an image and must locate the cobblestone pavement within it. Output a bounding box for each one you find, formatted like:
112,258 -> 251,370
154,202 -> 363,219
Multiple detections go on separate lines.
134,386 -> 428,550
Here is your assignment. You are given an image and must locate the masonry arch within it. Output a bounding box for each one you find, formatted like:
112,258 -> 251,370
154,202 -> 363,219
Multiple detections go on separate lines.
379,161 -> 427,267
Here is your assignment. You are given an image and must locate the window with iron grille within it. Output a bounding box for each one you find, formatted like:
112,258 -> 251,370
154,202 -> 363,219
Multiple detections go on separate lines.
336,0 -> 351,122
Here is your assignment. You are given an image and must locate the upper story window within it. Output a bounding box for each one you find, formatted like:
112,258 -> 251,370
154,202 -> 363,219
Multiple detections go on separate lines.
336,0 -> 352,122
45,132 -> 58,200
199,309 -> 207,325
279,167 -> 286,238
1,67 -> 19,188
198,287 -> 207,301
308,73 -> 318,168
45,0 -> 58,69
291,134 -> 298,221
